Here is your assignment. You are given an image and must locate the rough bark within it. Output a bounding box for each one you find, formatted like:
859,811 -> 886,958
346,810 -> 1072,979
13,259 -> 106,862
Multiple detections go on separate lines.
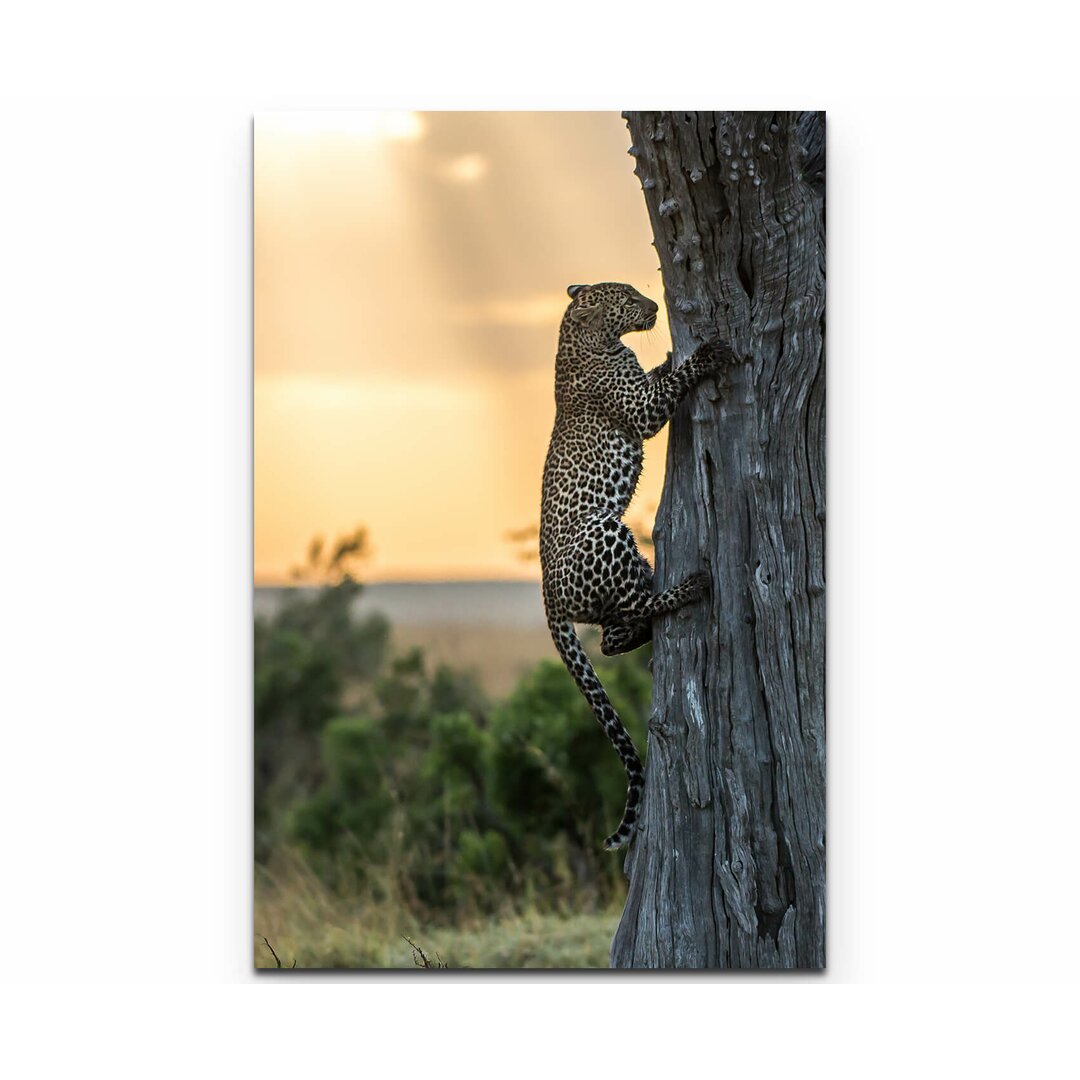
611,111 -> 825,969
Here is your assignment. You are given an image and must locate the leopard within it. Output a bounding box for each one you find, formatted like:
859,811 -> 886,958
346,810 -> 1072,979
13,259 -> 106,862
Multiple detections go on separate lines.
540,281 -> 740,850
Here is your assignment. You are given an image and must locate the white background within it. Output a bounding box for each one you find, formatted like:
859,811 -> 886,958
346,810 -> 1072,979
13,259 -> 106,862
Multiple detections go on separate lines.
1,2 -> 1078,1075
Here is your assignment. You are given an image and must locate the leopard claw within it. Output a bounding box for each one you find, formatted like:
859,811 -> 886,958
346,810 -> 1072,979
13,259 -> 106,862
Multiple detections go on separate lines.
683,569 -> 711,599
694,337 -> 741,371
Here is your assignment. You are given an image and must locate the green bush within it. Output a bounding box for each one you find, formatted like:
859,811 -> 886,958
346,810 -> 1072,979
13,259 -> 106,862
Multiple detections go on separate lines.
285,644 -> 650,915
253,528 -> 390,856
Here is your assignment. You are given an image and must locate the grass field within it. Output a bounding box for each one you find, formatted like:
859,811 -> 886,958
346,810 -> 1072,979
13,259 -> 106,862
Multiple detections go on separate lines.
255,854 -> 621,970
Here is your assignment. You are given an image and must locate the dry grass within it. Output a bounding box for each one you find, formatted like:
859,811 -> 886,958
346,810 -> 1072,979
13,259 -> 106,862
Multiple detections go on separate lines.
255,852 -> 620,970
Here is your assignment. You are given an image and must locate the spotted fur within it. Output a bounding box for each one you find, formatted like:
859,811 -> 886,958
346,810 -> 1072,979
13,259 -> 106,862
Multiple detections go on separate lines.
540,282 -> 739,850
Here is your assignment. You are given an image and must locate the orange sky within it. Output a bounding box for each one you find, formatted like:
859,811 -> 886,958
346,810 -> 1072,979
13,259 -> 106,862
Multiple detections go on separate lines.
255,111 -> 672,583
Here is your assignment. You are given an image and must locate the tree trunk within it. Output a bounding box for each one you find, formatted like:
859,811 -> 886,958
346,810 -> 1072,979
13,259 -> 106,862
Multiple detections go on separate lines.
611,111 -> 825,969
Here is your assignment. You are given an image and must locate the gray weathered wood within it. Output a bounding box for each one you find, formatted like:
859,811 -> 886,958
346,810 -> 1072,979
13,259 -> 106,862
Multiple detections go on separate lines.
611,111 -> 825,969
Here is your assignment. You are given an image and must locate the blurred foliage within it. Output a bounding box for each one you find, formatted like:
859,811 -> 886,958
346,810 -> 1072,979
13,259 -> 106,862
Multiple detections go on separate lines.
503,524 -> 540,562
256,529 -> 654,920
254,527 -> 390,857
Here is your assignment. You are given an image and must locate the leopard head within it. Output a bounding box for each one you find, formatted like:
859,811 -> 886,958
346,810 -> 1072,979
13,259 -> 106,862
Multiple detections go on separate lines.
563,282 -> 660,341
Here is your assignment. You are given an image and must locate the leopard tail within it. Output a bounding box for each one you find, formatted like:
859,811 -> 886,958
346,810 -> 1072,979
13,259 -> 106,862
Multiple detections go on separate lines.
547,616 -> 643,850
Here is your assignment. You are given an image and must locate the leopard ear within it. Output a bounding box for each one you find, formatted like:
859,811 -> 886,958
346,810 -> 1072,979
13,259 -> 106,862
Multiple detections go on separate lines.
568,298 -> 603,330
566,284 -> 588,299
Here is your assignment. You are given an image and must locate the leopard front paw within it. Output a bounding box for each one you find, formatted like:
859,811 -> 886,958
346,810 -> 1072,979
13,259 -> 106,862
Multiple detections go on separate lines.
693,337 -> 740,371
681,569 -> 711,601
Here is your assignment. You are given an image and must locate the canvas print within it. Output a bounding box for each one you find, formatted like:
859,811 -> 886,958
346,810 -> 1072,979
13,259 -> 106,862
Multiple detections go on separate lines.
254,110 -> 825,970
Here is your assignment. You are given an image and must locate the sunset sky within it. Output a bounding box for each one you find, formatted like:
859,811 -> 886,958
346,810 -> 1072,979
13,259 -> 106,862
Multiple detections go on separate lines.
255,111 -> 672,583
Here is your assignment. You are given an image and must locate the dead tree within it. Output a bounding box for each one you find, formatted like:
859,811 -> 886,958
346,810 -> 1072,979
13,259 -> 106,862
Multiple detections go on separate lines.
611,112 -> 825,969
